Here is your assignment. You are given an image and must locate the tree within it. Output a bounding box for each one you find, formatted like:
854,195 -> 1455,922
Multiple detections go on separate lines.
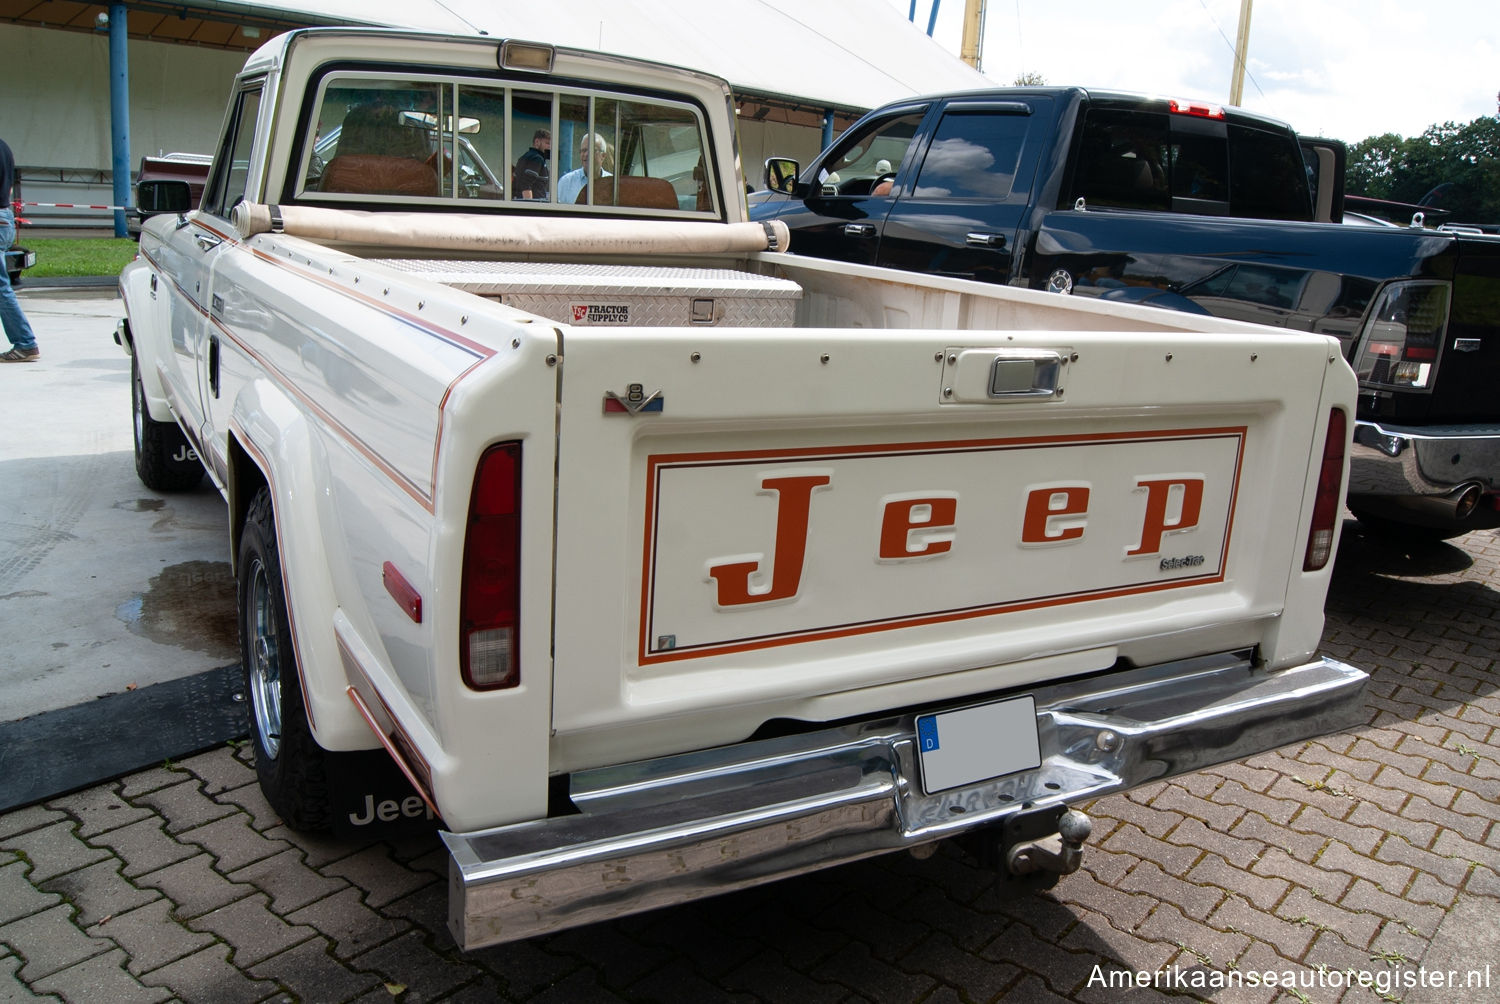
1345,116 -> 1500,223
1346,133 -> 1405,198
1013,71 -> 1046,86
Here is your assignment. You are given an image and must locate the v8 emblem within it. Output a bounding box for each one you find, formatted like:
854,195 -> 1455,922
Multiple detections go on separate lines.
603,383 -> 664,415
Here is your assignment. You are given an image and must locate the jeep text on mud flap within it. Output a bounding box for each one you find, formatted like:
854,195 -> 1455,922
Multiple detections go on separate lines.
116,28 -> 1367,949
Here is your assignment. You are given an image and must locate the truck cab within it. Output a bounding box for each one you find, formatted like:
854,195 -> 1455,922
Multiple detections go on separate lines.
755,88 -> 1500,539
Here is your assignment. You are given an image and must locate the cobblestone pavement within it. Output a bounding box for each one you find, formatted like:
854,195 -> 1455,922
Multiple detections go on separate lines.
3,520 -> 1498,1004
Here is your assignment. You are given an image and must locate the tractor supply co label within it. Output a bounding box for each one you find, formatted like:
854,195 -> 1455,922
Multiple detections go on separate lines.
571,303 -> 631,324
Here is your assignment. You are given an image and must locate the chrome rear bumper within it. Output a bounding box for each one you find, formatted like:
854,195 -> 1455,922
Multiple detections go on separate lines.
1347,420 -> 1500,530
1348,419 -> 1500,497
445,651 -> 1367,950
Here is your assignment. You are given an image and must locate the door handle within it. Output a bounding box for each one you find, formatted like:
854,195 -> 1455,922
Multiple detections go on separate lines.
842,223 -> 877,238
966,232 -> 1006,248
941,347 -> 1067,404
208,335 -> 221,398
194,233 -> 222,252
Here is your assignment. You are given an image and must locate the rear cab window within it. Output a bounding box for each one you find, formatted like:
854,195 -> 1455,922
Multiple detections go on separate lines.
1067,101 -> 1312,221
292,70 -> 718,218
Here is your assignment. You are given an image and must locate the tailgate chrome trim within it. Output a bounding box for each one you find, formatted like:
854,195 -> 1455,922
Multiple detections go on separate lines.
444,651 -> 1367,950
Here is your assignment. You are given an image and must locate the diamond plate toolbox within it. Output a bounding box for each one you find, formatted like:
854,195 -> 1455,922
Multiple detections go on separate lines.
374,260 -> 802,327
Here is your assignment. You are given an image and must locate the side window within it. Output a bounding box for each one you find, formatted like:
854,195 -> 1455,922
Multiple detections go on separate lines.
1229,124 -> 1312,221
912,110 -> 1031,200
816,112 -> 924,197
206,87 -> 262,218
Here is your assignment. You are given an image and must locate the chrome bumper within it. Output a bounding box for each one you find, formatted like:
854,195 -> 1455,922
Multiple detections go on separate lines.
444,651 -> 1368,950
1349,419 -> 1500,497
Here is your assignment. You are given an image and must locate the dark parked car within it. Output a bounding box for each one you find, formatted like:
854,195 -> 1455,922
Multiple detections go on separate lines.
6,196 -> 34,285
129,153 -> 213,238
4,242 -> 34,285
752,87 -> 1500,540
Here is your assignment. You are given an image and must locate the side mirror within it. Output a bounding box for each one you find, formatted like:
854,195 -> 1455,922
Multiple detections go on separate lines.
138,179 -> 193,214
764,157 -> 800,195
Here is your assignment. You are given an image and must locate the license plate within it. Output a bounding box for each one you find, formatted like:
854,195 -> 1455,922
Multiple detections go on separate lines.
917,696 -> 1040,794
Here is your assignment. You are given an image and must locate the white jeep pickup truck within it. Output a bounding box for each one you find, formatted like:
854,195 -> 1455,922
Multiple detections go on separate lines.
117,27 -> 1367,950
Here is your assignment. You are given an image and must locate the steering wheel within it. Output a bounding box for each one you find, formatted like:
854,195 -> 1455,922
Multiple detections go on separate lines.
871,172 -> 897,196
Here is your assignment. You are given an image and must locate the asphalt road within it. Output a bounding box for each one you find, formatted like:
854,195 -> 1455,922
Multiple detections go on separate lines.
0,287 -> 236,723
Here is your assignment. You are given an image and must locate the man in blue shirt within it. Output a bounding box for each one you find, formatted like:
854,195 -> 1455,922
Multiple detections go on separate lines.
0,137 -> 38,362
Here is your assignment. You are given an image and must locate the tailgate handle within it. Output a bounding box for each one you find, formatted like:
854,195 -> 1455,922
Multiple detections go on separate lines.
989,350 -> 1063,400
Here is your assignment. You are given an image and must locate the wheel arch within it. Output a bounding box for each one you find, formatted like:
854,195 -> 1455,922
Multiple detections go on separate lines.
226,404 -> 375,753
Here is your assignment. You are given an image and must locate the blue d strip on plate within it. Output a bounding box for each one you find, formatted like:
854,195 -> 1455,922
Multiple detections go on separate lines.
917,715 -> 940,752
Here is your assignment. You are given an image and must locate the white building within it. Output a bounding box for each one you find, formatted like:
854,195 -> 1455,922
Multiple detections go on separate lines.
0,0 -> 990,227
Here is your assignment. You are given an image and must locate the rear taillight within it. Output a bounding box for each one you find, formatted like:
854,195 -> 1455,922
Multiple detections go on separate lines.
1304,409 -> 1347,571
461,442 -> 522,690
1353,281 -> 1451,391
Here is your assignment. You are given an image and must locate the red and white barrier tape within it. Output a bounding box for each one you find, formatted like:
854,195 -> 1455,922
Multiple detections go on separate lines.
15,201 -> 131,211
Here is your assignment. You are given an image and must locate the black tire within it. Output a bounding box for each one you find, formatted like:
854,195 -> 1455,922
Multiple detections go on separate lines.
240,487 -> 333,831
132,355 -> 204,492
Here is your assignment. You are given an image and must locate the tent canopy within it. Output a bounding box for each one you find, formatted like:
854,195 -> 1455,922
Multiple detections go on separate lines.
233,0 -> 992,112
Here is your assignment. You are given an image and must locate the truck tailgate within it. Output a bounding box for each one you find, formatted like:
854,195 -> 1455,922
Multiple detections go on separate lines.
550,323 -> 1345,760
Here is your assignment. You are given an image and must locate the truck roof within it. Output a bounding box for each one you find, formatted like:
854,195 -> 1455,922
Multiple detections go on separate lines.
894,85 -> 1299,133
241,25 -> 735,97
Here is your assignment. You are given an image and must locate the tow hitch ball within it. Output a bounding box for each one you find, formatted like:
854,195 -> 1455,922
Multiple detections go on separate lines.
1006,808 -> 1093,877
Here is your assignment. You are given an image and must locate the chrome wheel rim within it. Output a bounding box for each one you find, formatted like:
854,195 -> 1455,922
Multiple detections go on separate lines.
247,557 -> 283,760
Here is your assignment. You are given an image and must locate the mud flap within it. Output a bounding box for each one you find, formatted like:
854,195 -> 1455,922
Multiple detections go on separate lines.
323,749 -> 440,838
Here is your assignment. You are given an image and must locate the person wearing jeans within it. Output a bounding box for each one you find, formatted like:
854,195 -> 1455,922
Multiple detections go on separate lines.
0,137 -> 38,362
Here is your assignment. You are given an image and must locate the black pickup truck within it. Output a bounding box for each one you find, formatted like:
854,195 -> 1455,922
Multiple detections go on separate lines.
751,87 -> 1500,540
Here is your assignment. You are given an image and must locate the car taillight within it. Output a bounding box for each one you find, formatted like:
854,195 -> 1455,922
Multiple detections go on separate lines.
461,442 -> 522,690
1304,409 -> 1347,572
1353,281 -> 1451,391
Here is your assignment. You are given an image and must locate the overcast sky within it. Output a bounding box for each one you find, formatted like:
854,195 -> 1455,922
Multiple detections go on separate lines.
892,0 -> 1499,143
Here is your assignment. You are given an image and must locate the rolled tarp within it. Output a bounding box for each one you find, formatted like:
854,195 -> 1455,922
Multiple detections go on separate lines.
230,202 -> 790,256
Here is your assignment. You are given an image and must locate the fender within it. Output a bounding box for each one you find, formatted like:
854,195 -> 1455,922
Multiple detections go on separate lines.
118,257 -> 177,425
230,378 -> 377,753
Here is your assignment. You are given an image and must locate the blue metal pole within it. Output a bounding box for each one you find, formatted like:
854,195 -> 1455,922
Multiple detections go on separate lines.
908,0 -> 917,20
927,0 -> 941,36
108,4 -> 130,237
